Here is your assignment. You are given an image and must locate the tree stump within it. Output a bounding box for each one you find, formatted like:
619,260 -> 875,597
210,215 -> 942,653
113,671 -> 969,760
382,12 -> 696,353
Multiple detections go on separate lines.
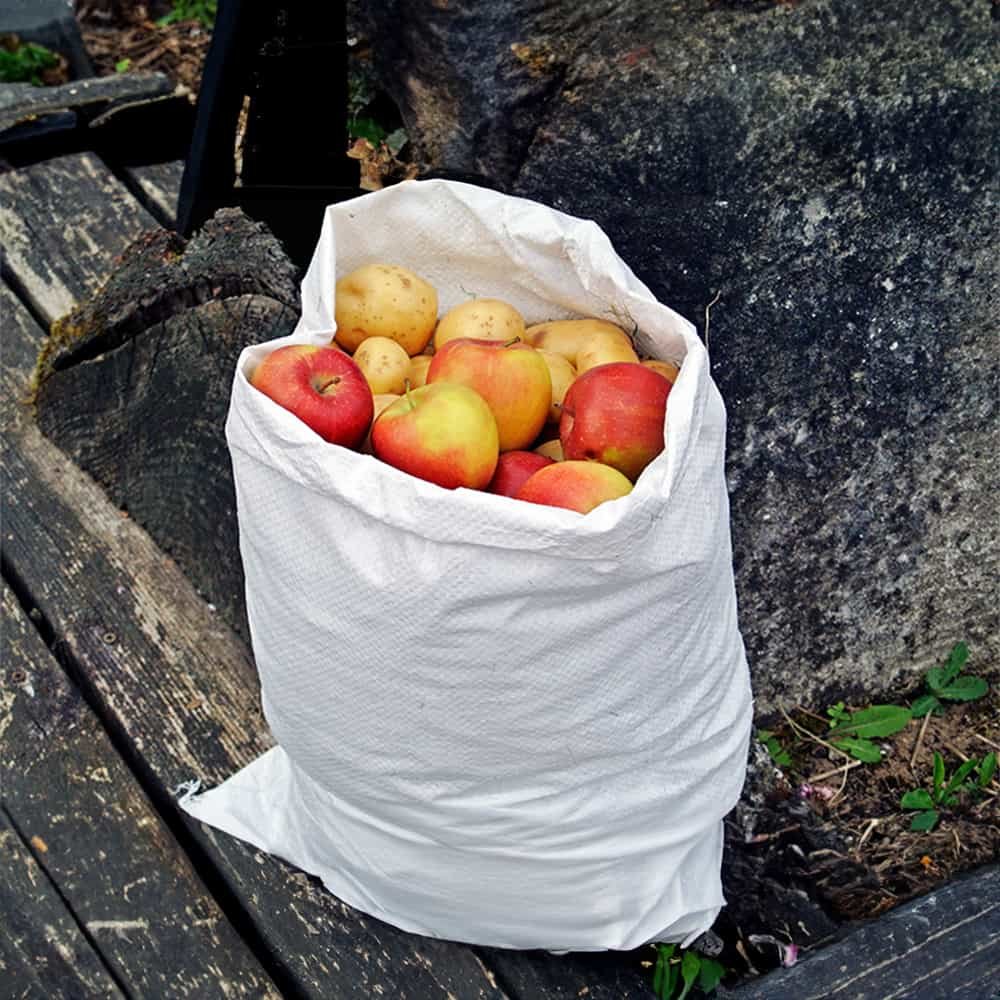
34,209 -> 300,640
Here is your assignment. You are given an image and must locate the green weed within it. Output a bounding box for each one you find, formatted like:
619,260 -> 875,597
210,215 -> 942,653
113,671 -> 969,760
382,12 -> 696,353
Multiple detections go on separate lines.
0,40 -> 59,85
651,944 -> 726,999
911,642 -> 989,718
157,0 -> 217,29
901,750 -> 997,831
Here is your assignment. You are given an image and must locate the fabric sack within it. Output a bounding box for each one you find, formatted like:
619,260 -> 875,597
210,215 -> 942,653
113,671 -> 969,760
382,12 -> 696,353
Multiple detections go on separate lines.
182,179 -> 753,951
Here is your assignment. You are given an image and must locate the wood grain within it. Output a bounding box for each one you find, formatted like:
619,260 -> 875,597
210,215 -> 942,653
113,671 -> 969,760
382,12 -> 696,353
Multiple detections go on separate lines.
0,811 -> 123,1000
1,584 -> 282,998
2,296 -> 507,998
0,152 -> 158,324
125,160 -> 185,227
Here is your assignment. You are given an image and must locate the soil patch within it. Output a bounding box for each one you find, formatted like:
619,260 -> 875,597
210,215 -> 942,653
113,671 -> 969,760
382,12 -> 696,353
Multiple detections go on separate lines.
76,1 -> 210,95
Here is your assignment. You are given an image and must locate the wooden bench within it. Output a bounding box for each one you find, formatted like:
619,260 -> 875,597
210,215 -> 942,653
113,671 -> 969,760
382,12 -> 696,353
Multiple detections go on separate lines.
0,150 -> 652,999
2,151 -> 998,1000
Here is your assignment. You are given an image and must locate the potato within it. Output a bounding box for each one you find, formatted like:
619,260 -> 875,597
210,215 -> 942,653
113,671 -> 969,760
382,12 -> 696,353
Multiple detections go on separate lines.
334,264 -> 438,355
407,354 -> 434,389
354,336 -> 412,394
434,298 -> 525,350
642,359 -> 680,384
537,349 -> 576,424
574,330 -> 640,374
534,439 -> 564,462
360,393 -> 401,454
525,319 -> 633,366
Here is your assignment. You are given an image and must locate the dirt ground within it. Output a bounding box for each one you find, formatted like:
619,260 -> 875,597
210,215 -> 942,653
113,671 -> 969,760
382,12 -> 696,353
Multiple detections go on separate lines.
76,1 -> 211,95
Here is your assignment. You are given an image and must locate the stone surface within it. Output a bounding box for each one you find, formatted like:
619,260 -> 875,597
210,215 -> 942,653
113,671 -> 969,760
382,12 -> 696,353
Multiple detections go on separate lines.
0,0 -> 92,78
362,0 -> 1000,712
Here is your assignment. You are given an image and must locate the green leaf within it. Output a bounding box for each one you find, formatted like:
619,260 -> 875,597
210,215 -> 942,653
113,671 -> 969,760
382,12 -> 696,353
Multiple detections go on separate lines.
115,58 -> 131,73
826,702 -> 848,726
676,951 -> 701,1000
697,957 -> 726,994
827,705 -> 912,739
901,788 -> 934,810
349,116 -> 388,145
831,737 -> 883,763
978,752 -> 997,789
667,960 -> 680,999
910,809 -> 939,832
937,675 -> 989,702
910,694 -> 940,718
933,752 -> 945,798
946,640 -> 970,674
942,758 -> 978,803
760,732 -> 792,767
653,953 -> 665,997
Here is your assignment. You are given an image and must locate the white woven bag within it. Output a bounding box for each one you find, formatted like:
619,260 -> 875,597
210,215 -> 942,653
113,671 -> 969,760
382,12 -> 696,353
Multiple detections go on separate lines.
183,180 -> 753,951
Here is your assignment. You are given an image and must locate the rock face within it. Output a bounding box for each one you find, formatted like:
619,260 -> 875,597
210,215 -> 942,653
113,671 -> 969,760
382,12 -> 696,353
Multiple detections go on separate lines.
363,0 -> 999,712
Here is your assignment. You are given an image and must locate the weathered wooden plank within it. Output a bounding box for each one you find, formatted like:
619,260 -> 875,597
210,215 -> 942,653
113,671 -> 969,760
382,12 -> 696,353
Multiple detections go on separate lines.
719,865 -> 1000,999
124,159 -> 185,227
0,73 -> 175,135
1,418 -> 507,996
0,810 -> 124,999
1,583 -> 283,998
0,152 -> 158,323
1,281 -> 47,398
478,947 -> 653,1000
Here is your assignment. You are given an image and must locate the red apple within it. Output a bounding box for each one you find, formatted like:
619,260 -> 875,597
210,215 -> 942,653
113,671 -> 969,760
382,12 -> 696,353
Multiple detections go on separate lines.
371,383 -> 499,490
515,460 -> 633,514
427,337 -> 551,451
560,362 -> 671,482
250,344 -> 374,449
487,450 -> 554,498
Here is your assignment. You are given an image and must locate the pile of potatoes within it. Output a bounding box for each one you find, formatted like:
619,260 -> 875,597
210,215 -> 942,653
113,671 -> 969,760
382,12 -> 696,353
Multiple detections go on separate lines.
333,264 -> 680,442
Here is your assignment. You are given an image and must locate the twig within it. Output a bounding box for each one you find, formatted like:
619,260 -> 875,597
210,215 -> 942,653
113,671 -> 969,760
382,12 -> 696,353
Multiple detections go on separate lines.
703,290 -> 721,353
735,939 -> 759,976
794,704 -> 831,725
855,818 -> 881,851
952,827 -> 962,859
779,704 -> 852,761
909,710 -> 933,770
972,733 -> 1000,752
747,824 -> 800,844
807,759 -> 863,783
831,759 -> 852,805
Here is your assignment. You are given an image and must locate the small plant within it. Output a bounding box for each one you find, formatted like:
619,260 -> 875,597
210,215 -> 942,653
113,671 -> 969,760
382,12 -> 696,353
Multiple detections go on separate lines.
911,642 -> 989,717
901,750 -> 997,831
0,39 -> 59,85
157,0 -> 217,29
115,58 -> 132,73
825,702 -> 912,763
652,944 -> 726,999
757,728 -> 792,767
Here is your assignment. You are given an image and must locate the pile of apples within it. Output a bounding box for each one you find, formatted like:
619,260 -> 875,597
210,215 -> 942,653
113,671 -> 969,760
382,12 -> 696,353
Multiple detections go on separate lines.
250,263 -> 680,514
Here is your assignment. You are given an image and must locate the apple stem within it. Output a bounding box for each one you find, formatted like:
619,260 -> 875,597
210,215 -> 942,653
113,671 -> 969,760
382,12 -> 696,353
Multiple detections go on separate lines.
404,378 -> 416,411
504,336 -> 522,348
316,375 -> 342,394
